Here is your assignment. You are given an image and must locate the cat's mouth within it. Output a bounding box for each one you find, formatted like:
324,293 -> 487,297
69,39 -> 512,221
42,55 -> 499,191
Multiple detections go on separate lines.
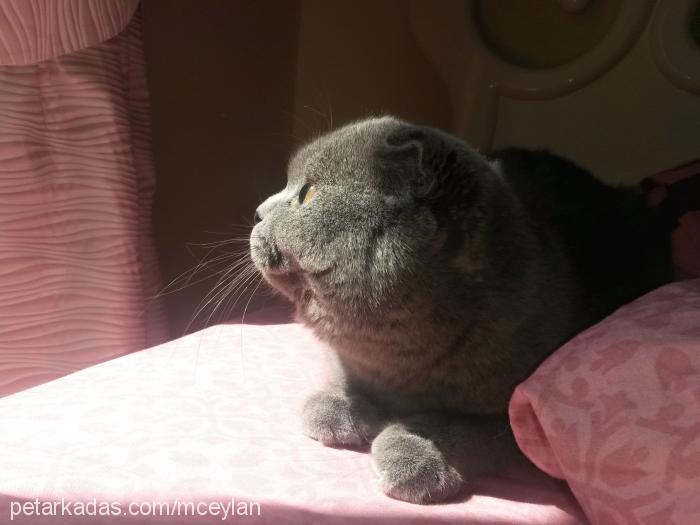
259,255 -> 335,306
250,233 -> 335,304
250,240 -> 310,301
250,233 -> 288,274
260,247 -> 304,277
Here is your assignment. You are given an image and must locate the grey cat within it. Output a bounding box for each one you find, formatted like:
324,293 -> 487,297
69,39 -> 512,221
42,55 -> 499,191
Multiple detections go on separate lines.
249,116 -> 671,504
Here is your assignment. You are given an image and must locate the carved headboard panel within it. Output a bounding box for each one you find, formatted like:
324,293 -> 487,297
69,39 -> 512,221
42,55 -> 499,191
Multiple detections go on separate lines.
410,0 -> 700,184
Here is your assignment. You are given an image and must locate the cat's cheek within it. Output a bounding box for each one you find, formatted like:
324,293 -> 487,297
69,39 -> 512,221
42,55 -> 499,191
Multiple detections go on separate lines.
249,235 -> 275,272
248,242 -> 266,272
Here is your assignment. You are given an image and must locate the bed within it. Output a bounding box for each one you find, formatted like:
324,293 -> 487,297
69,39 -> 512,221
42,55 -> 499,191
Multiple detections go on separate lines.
0,319 -> 588,525
1,278 -> 699,524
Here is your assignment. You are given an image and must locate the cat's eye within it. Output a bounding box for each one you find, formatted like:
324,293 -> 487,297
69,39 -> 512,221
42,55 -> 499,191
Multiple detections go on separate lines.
298,183 -> 317,205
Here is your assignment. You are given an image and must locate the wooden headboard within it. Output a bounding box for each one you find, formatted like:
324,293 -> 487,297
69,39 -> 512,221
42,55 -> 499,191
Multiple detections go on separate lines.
409,0 -> 700,184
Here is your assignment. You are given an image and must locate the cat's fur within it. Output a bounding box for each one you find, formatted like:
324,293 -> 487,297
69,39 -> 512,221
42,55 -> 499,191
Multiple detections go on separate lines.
249,116 -> 671,503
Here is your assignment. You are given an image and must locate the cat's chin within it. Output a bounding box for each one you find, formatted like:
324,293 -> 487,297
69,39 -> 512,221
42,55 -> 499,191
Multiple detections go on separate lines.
260,268 -> 309,304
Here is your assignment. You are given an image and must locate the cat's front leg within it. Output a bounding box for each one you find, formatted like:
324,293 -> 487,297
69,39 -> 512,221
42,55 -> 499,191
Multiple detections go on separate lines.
301,387 -> 384,447
371,413 -> 517,503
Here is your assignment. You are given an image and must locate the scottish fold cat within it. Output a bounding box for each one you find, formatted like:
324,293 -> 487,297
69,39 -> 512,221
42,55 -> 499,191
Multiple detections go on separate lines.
249,116 -> 670,503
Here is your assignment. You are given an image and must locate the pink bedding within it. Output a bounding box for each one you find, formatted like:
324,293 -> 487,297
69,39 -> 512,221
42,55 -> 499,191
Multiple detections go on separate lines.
0,2 -> 166,397
510,279 -> 700,524
0,322 -> 586,524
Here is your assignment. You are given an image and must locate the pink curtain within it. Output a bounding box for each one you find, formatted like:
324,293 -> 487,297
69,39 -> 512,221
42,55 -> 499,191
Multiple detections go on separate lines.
0,0 -> 167,396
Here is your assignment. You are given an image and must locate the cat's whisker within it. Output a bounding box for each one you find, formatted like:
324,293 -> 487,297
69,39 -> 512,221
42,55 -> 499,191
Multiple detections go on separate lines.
152,250 -> 251,301
193,263 -> 256,322
223,264 -> 264,321
240,274 -> 264,323
203,266 -> 259,328
238,275 -> 265,379
169,231 -> 257,336
190,237 -> 250,248
207,263 -> 258,311
281,108 -> 315,140
325,92 -> 334,131
303,104 -> 331,132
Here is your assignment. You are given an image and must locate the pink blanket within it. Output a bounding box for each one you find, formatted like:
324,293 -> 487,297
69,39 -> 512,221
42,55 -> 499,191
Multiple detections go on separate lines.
510,279 -> 700,524
0,323 -> 586,524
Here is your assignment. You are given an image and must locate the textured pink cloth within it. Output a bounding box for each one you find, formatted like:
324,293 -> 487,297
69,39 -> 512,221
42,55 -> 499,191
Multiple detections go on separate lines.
0,323 -> 587,524
0,4 -> 167,396
510,279 -> 700,524
0,0 -> 139,65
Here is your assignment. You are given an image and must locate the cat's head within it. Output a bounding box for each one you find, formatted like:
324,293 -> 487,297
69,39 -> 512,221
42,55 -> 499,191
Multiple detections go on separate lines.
249,116 -> 495,326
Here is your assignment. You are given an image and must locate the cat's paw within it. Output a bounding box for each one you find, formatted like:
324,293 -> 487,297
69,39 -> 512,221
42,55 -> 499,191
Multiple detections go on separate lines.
301,390 -> 380,447
371,423 -> 463,504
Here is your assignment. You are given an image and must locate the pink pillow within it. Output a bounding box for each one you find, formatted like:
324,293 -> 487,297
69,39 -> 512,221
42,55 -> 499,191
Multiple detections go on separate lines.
509,279 -> 700,525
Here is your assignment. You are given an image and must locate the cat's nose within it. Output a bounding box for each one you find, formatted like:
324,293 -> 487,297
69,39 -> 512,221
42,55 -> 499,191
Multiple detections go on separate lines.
255,190 -> 285,224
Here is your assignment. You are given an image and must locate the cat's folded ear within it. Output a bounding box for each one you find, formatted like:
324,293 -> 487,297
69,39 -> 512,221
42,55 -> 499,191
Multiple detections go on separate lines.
378,126 -> 436,198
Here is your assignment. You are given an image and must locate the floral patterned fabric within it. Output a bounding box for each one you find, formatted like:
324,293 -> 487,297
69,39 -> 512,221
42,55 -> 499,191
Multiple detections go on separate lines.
510,279 -> 700,524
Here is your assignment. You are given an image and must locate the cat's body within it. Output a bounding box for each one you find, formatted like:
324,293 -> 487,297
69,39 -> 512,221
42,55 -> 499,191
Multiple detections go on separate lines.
249,117 -> 671,503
